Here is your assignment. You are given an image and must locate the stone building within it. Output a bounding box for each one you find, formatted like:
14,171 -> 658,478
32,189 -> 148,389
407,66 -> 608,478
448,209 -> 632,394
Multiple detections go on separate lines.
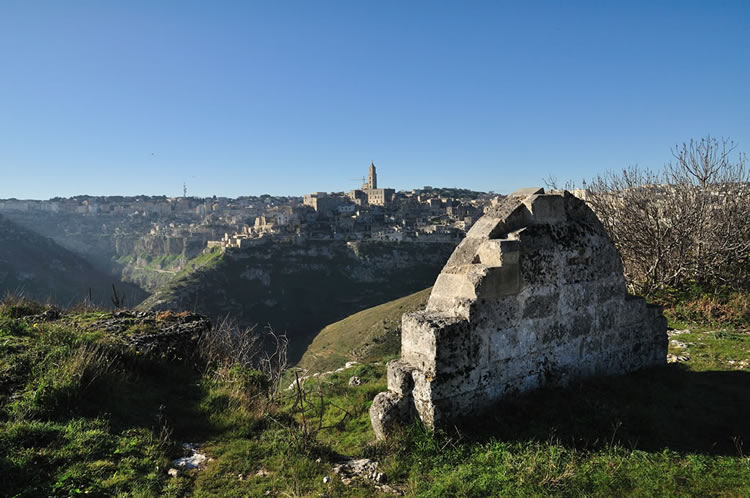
370,188 -> 667,439
347,162 -> 396,207
364,187 -> 396,207
303,192 -> 346,216
362,161 -> 377,190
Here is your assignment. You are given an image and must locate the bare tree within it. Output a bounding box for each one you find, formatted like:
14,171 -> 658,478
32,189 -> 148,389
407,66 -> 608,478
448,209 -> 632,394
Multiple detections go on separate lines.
585,136 -> 750,294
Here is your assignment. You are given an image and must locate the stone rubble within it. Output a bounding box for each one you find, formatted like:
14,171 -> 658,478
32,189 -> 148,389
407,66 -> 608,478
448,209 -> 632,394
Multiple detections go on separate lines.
330,458 -> 403,494
286,361 -> 359,390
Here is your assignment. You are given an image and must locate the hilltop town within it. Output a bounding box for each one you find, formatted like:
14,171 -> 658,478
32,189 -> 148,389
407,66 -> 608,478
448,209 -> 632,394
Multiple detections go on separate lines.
0,163 -> 496,257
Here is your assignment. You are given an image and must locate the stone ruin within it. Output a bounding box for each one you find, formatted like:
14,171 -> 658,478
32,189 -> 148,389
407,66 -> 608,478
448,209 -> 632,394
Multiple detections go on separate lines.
370,188 -> 667,439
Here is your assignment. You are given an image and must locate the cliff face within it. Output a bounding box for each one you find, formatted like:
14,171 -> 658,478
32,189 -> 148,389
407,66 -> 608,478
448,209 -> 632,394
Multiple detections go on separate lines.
2,211 -> 215,293
0,215 -> 148,307
140,240 -> 456,361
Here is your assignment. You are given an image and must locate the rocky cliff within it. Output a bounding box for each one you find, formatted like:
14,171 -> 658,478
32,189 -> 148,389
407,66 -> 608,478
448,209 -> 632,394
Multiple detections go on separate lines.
139,240 -> 456,361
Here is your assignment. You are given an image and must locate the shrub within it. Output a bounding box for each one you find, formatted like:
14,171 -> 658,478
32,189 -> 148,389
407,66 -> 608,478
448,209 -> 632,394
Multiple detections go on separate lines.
557,137 -> 750,295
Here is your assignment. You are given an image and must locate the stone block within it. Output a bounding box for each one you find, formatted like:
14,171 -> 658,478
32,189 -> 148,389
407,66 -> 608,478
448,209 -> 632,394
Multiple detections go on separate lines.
386,359 -> 416,396
523,194 -> 567,224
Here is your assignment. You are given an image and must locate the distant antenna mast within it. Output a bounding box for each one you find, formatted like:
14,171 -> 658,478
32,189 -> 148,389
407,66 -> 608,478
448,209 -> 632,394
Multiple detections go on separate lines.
183,182 -> 187,198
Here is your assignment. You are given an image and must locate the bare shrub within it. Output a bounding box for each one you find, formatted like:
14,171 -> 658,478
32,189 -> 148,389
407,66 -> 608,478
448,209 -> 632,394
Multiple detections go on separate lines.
583,136 -> 750,294
197,315 -> 263,373
259,329 -> 288,402
197,316 -> 288,402
110,284 -> 126,309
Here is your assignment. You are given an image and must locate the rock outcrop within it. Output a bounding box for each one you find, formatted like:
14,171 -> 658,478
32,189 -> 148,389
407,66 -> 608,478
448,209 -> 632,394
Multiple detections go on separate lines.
370,189 -> 667,439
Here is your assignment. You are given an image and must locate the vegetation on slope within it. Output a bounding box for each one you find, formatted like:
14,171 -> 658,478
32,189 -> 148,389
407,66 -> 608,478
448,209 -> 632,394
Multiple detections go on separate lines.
1,289 -> 749,496
298,287 -> 431,373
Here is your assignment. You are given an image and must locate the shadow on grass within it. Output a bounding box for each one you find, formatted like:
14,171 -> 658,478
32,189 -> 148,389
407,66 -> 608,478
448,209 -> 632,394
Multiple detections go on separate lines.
79,357 -> 214,441
455,364 -> 750,456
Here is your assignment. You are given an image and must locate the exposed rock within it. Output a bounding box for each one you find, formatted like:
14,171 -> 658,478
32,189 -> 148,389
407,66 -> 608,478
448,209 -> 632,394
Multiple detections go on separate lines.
371,189 -> 667,438
80,310 -> 211,358
23,308 -> 62,323
670,340 -> 692,349
667,354 -> 690,363
330,458 -> 403,494
348,376 -> 362,386
668,329 -> 690,337
171,443 -> 209,470
332,458 -> 385,485
726,359 -> 748,369
286,361 -> 360,390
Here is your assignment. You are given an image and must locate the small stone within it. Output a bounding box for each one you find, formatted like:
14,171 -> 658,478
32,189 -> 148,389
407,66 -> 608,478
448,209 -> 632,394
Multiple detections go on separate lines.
668,329 -> 690,337
667,353 -> 689,363
348,376 -> 362,386
167,468 -> 180,478
323,476 -> 330,484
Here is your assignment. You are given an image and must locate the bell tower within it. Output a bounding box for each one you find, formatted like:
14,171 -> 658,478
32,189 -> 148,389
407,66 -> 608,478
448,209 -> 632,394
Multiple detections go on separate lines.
368,161 -> 377,190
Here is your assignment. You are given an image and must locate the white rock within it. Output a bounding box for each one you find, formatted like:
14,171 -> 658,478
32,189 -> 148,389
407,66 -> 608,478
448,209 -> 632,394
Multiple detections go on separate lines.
171,442 -> 208,470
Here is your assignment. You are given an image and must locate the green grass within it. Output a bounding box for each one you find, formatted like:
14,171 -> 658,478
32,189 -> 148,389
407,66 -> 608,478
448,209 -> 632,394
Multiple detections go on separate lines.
2,293 -> 750,496
657,285 -> 750,329
173,247 -> 223,280
298,287 -> 432,373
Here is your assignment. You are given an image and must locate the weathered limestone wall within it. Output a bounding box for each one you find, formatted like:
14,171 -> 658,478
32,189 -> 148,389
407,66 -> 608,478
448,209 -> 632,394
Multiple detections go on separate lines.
370,188 -> 667,439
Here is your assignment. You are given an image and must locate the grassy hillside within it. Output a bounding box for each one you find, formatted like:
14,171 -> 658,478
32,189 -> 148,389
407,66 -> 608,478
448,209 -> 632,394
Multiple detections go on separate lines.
2,294 -> 749,496
3,279 -> 750,497
0,215 -> 148,308
298,287 -> 431,373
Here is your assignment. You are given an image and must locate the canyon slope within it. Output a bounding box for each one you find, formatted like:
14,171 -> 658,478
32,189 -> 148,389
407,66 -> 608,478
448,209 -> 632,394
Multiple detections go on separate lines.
139,240 -> 455,361
0,215 -> 148,307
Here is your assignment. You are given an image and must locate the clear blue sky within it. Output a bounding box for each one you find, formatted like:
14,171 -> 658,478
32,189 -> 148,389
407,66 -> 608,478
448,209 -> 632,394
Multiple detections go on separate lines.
1,1 -> 748,199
